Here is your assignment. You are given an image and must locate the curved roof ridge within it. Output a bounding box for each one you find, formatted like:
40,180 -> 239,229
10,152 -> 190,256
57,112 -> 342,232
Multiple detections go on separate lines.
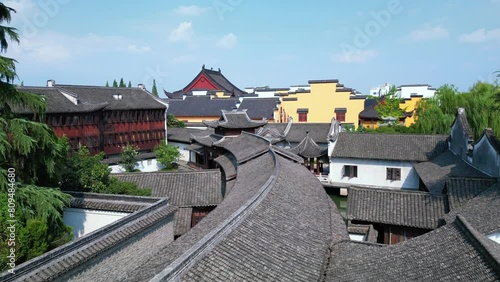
151,149 -> 281,281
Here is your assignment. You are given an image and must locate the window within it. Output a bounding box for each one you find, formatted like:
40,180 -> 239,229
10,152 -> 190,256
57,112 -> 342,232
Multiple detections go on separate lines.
336,112 -> 346,122
298,112 -> 307,122
386,167 -> 401,181
342,165 -> 358,178
335,108 -> 347,122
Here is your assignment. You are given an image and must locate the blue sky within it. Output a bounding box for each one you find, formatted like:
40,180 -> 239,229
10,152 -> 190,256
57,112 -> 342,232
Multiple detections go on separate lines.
4,0 -> 500,97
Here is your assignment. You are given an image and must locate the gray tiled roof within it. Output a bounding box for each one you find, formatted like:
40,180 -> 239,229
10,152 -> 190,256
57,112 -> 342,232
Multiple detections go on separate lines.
288,133 -> 327,158
2,194 -> 176,282
60,85 -> 166,110
445,177 -> 498,212
15,87 -> 108,114
214,153 -> 237,180
167,127 -> 214,143
347,187 -> 447,229
214,132 -> 270,163
174,207 -> 193,236
203,110 -> 268,129
167,96 -> 238,117
124,150 -> 279,281
414,150 -> 490,194
482,128 -> 500,154
261,123 -> 332,144
114,171 -> 222,207
67,192 -> 160,212
452,108 -> 473,136
326,216 -> 500,282
119,133 -> 346,281
238,98 -> 279,120
332,133 -> 448,161
182,155 -> 347,282
271,145 -> 304,164
192,134 -> 223,147
444,182 -> 500,234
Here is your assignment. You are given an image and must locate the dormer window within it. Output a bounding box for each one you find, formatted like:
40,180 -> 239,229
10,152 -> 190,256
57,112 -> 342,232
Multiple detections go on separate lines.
113,94 -> 123,100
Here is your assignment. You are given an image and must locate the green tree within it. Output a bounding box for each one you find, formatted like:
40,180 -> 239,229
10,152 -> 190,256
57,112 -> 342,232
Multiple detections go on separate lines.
102,177 -> 151,196
128,80 -> 132,88
375,85 -> 405,120
167,114 -> 185,128
60,147 -> 110,192
105,81 -> 109,87
151,79 -> 158,97
112,79 -> 118,87
120,144 -> 139,172
119,78 -> 125,87
154,142 -> 180,170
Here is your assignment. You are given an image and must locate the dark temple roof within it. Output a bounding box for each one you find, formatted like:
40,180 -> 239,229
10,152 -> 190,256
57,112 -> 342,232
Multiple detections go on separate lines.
332,133 -> 448,162
238,98 -> 279,120
114,170 -> 222,207
288,132 -> 327,158
166,66 -> 248,98
166,96 -> 238,117
203,110 -> 268,129
347,187 -> 447,230
414,150 -> 491,194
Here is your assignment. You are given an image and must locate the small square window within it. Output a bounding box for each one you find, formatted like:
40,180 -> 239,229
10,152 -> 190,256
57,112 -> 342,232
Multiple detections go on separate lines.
298,112 -> 307,122
386,168 -> 401,181
343,165 -> 358,178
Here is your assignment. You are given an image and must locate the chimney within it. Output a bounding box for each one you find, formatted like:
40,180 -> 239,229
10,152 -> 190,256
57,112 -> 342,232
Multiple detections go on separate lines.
47,80 -> 55,87
137,84 -> 145,90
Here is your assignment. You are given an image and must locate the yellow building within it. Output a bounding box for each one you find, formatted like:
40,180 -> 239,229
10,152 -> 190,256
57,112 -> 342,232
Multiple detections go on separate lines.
277,79 -> 366,128
358,95 -> 423,129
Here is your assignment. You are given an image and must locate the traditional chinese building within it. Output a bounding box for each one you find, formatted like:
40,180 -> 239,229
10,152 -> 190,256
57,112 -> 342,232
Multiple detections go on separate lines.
18,81 -> 167,156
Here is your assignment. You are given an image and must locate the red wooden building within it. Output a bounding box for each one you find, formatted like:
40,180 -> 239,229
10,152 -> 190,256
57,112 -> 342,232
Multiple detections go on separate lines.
18,81 -> 167,156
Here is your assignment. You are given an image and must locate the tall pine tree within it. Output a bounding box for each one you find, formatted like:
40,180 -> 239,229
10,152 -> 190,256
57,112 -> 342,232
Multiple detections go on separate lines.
128,80 -> 132,87
112,79 -> 118,87
151,79 -> 158,97
105,81 -> 109,87
119,78 -> 125,87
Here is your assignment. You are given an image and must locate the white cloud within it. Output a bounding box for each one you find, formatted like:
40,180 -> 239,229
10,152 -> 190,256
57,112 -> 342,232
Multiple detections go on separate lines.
127,45 -> 152,54
459,28 -> 500,43
168,21 -> 193,42
174,5 -> 209,16
216,33 -> 237,49
8,31 -> 153,64
407,25 -> 449,41
333,49 -> 378,63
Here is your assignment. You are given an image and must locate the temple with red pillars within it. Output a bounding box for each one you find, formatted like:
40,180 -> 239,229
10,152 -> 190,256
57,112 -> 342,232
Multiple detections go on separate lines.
17,80 -> 167,156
